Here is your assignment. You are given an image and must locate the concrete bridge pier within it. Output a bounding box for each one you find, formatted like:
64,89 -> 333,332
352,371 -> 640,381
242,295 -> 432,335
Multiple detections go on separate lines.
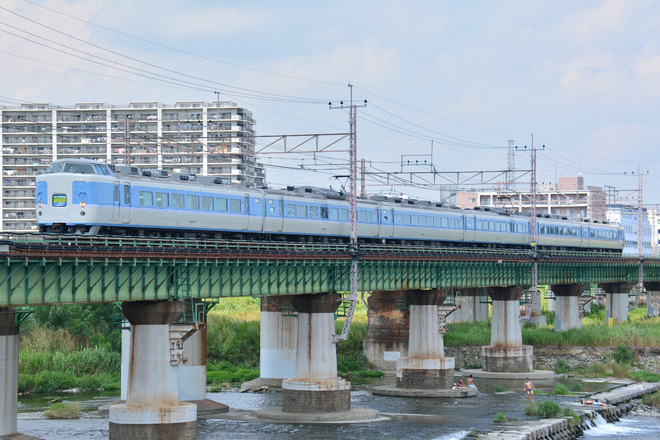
448,288 -> 487,323
363,290 -> 410,372
281,293 -> 351,413
109,300 -> 196,440
0,308 -> 43,440
482,286 -> 533,373
645,283 -> 660,318
601,283 -> 633,323
372,290 -> 476,397
242,295 -> 298,390
553,284 -> 585,331
396,289 -> 455,389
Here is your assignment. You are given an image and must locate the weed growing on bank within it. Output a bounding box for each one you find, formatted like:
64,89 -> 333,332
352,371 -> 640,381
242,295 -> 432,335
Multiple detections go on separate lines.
43,402 -> 82,419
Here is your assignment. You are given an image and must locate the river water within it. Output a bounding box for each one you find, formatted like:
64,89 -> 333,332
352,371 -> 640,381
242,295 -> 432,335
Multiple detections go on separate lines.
15,377 -> 660,440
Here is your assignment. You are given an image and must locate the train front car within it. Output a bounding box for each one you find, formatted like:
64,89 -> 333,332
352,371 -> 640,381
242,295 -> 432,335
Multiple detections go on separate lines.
36,159 -> 116,234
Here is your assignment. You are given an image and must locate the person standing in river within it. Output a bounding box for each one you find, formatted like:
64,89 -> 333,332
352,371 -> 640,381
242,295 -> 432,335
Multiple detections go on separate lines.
523,378 -> 535,402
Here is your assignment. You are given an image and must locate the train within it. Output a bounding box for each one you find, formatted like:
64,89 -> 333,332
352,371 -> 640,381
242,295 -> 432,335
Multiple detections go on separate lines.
35,159 -> 625,252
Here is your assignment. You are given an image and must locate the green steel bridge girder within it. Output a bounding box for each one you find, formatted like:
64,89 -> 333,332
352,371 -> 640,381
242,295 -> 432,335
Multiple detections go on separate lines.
1,256 -> 654,307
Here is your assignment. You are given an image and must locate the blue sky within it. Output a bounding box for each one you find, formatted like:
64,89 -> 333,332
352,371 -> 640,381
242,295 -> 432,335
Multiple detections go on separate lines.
2,0 -> 660,204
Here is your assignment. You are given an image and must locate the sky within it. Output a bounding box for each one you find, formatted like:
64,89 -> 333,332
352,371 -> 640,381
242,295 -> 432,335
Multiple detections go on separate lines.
1,0 -> 660,205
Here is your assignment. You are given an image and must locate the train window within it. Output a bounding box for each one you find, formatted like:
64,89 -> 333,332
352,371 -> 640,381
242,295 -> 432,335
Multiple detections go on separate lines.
404,214 -> 411,225
420,216 -> 427,226
477,220 -> 482,230
202,197 -> 213,211
329,207 -> 338,220
286,204 -> 296,217
434,217 -> 441,227
309,206 -> 319,218
367,211 -> 373,222
216,198 -> 228,212
229,199 -> 241,213
359,210 -> 367,222
254,198 -> 261,204
244,196 -> 249,213
340,209 -> 349,221
442,218 -> 448,228
139,191 -> 153,206
395,214 -> 403,224
188,195 -> 200,210
488,221 -> 494,231
299,205 -> 308,218
411,215 -> 419,226
320,207 -> 328,219
114,185 -> 119,203
124,185 -> 130,204
172,194 -> 184,209
156,192 -> 169,208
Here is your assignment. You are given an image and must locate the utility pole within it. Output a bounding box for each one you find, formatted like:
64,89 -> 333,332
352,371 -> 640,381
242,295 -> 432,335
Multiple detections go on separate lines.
638,162 -> 644,292
124,117 -> 131,165
329,84 -> 367,343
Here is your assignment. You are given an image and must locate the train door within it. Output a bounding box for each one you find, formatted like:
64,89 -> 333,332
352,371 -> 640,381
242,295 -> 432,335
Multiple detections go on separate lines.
464,215 -> 476,242
119,183 -> 131,224
380,208 -> 394,238
112,182 -> 120,221
245,195 -> 263,232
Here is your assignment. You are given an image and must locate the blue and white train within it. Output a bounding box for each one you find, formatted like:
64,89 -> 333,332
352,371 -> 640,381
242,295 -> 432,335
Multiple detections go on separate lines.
35,159 -> 624,252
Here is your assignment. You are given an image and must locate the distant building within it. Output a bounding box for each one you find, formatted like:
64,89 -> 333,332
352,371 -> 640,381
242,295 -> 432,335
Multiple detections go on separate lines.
455,176 -> 607,220
0,101 -> 265,232
606,205 -> 652,256
646,207 -> 660,257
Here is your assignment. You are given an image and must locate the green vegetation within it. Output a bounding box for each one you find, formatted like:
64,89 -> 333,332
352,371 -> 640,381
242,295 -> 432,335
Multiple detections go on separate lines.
641,391 -> 660,409
491,384 -> 507,392
554,383 -> 571,395
493,412 -> 506,423
43,402 -> 82,419
15,297 -> 660,395
525,401 -> 562,418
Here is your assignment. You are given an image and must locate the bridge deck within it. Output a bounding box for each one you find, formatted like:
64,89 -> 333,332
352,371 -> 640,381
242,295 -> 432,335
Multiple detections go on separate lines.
0,234 -> 656,306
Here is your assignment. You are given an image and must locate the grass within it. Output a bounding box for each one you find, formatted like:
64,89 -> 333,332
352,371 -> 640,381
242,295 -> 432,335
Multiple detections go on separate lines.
491,384 -> 507,392
493,412 -> 506,423
554,383 -> 571,395
206,361 -> 259,385
43,402 -> 82,419
641,391 -> 660,409
525,401 -> 562,418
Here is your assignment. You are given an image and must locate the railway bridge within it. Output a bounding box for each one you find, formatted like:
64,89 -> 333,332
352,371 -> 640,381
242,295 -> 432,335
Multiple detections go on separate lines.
1,234 -> 659,439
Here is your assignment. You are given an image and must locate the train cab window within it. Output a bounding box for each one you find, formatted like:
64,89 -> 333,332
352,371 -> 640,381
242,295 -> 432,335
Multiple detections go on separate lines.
172,194 -> 184,209
156,192 -> 169,208
202,197 -> 213,211
229,199 -> 241,213
309,206 -> 319,218
298,205 -> 308,218
139,191 -> 153,206
124,185 -> 130,205
340,209 -> 349,221
188,195 -> 200,210
286,204 -> 296,217
329,207 -> 338,220
320,207 -> 328,219
216,198 -> 228,212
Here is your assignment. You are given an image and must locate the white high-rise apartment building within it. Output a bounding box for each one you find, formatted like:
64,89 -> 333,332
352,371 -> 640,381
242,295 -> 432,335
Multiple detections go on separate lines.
0,101 -> 265,232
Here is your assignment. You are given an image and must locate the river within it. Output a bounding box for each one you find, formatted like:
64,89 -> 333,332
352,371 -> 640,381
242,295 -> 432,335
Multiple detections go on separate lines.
15,377 -> 660,439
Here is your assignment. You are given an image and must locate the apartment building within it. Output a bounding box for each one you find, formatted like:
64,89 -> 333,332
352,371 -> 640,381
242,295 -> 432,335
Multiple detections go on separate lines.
607,205 -> 653,257
0,101 -> 265,231
455,176 -> 607,220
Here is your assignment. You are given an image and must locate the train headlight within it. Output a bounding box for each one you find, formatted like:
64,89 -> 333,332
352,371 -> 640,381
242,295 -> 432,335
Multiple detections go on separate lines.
38,202 -> 43,208
79,201 -> 86,208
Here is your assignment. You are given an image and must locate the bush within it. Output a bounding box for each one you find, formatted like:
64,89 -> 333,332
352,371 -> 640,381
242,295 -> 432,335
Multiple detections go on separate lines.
611,362 -> 630,378
613,344 -> 634,364
526,401 -> 562,418
493,412 -> 506,423
554,360 -> 570,374
554,383 -> 570,395
44,402 -> 81,419
491,384 -> 507,392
